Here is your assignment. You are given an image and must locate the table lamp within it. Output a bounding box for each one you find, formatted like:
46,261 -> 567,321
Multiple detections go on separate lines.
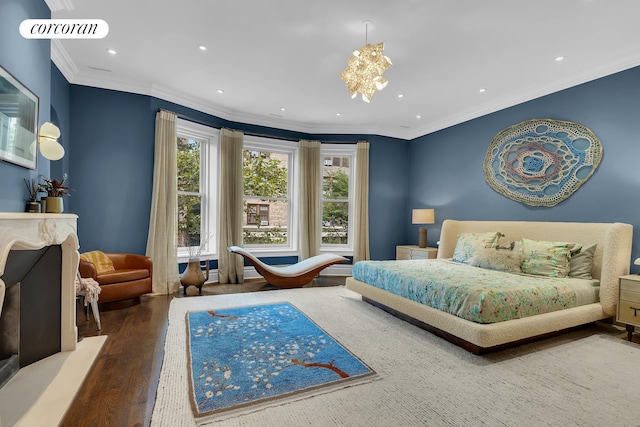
412,208 -> 435,248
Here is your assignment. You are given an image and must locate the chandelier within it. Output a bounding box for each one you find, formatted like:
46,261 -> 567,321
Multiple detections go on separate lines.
339,23 -> 392,103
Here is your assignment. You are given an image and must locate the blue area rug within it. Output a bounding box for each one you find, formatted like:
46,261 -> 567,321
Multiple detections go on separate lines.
186,302 -> 376,420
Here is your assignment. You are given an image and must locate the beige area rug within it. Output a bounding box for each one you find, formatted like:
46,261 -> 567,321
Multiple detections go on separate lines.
151,286 -> 640,427
0,335 -> 107,427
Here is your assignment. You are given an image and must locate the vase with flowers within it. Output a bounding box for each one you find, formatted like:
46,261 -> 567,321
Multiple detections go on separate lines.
39,173 -> 72,213
180,233 -> 213,296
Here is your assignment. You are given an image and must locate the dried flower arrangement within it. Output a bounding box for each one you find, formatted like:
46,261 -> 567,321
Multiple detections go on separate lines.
24,178 -> 39,202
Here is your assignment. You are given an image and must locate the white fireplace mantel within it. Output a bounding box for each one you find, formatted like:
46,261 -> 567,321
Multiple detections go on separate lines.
0,213 -> 79,352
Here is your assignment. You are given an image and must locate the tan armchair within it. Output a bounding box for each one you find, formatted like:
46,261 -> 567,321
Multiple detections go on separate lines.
79,252 -> 153,304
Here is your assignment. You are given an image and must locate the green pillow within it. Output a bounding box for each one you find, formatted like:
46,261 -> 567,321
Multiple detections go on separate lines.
569,243 -> 597,279
519,238 -> 581,278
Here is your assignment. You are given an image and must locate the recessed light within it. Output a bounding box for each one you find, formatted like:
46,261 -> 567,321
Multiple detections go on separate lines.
479,88 -> 487,93
397,94 -> 404,98
416,114 -> 422,119
197,45 -> 207,51
216,89 -> 224,94
280,107 -> 286,111
555,56 -> 564,62
106,48 -> 117,55
336,113 -> 342,116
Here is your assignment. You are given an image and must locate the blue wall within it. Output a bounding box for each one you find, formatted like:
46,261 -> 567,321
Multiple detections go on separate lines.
69,87 -> 156,254
68,88 -> 409,260
50,64 -> 71,182
8,0 -> 639,272
0,0 -> 52,211
409,66 -> 640,271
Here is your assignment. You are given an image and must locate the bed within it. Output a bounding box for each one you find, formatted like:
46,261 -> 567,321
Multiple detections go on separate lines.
346,220 -> 633,354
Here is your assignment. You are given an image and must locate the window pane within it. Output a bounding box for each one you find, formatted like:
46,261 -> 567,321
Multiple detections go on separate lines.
246,204 -> 258,225
323,162 -> 350,199
243,145 -> 290,247
243,150 -> 288,198
178,194 -> 201,247
243,200 -> 288,244
177,137 -> 200,193
322,201 -> 348,244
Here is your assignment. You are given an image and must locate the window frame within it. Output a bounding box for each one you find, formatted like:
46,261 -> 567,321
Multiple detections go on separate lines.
242,135 -> 299,256
320,143 -> 356,255
176,119 -> 219,263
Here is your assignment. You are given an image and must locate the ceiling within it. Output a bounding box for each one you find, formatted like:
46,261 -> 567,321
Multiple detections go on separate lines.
48,0 -> 640,140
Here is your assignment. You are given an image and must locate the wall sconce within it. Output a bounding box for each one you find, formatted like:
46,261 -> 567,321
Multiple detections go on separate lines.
38,122 -> 65,160
412,208 -> 435,248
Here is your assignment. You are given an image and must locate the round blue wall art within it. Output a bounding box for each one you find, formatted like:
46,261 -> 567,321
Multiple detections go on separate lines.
484,118 -> 603,207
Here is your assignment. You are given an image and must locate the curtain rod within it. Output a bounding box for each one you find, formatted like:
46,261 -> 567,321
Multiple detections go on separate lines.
159,109 -> 358,145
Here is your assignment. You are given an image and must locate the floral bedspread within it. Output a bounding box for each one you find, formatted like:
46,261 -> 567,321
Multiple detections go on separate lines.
352,260 -> 577,324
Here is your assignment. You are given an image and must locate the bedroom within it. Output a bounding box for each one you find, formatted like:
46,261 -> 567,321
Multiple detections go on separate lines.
1,0 -> 640,425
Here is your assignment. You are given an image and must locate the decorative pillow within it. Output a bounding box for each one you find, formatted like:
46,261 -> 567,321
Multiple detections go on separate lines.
452,232 -> 502,264
569,243 -> 597,279
468,248 -> 524,274
80,250 -> 115,274
519,238 -> 582,278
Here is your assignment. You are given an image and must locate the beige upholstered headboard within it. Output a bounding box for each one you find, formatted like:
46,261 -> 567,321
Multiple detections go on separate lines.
438,220 -> 633,316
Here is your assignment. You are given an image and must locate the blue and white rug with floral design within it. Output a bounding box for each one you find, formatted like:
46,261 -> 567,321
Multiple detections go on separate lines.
186,302 -> 376,420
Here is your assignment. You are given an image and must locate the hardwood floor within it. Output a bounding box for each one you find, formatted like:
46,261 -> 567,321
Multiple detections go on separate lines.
61,276 -> 345,427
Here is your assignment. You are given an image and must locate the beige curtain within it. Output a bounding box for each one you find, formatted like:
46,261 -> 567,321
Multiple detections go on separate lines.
353,141 -> 370,262
298,140 -> 321,259
146,110 -> 180,294
218,128 -> 245,283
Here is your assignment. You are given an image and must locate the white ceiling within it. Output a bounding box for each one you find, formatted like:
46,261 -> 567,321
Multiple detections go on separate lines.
48,0 -> 640,140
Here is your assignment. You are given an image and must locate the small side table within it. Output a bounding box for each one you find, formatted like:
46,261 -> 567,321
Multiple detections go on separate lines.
617,274 -> 640,341
396,245 -> 437,260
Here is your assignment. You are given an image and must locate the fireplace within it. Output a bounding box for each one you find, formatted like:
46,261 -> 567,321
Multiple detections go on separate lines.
0,213 -> 79,389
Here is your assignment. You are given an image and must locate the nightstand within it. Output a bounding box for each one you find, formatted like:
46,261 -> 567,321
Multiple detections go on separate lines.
617,274 -> 640,340
396,245 -> 437,260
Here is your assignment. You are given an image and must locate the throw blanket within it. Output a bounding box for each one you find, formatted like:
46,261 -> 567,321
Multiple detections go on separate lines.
75,277 -> 101,304
352,260 -> 579,323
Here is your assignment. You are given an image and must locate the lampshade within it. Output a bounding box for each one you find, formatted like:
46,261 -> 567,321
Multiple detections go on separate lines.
634,258 -> 640,266
38,122 -> 65,160
412,209 -> 435,225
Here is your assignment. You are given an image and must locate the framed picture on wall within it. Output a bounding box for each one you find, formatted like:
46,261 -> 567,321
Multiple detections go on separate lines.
0,65 -> 39,170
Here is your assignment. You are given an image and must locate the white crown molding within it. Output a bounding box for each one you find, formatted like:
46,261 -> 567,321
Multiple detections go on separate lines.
149,83 -> 404,139
68,72 -> 154,99
51,39 -> 78,82
405,53 -> 640,140
51,47 -> 640,141
44,0 -> 74,12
